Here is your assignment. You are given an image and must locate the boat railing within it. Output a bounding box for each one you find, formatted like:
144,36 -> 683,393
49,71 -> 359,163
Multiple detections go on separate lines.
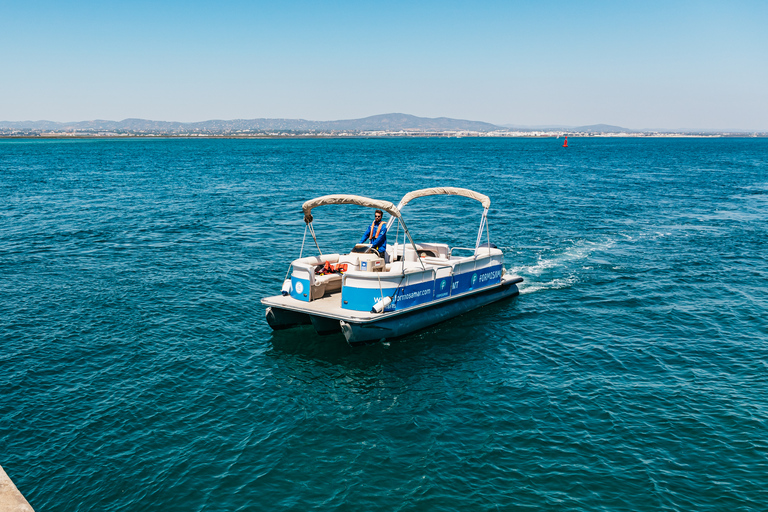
449,247 -> 477,258
449,247 -> 502,259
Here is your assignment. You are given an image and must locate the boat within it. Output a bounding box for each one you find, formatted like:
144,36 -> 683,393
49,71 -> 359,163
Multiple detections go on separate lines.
261,187 -> 523,344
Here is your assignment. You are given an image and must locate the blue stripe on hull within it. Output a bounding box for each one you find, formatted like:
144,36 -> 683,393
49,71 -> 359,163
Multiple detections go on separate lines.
341,281 -> 519,344
341,280 -> 434,312
341,264 -> 504,312
341,284 -> 398,311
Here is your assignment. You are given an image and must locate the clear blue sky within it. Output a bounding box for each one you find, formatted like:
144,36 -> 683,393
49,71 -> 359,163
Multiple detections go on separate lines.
2,0 -> 766,130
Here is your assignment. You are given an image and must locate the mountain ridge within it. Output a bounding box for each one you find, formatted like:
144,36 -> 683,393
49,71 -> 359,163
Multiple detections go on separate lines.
2,115 -> 763,134
0,113 -> 502,133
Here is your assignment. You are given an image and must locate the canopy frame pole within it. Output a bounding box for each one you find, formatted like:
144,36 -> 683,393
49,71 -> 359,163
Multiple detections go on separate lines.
485,214 -> 492,255
393,217 -> 400,262
308,222 -> 323,257
475,208 -> 488,250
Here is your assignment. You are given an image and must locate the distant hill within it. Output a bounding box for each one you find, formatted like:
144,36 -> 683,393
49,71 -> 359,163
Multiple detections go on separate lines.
573,124 -> 636,133
0,113 -> 503,133
501,123 -> 637,133
323,113 -> 501,132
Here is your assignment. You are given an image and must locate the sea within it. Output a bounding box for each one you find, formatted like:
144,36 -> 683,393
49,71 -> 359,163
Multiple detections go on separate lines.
1,137 -> 767,511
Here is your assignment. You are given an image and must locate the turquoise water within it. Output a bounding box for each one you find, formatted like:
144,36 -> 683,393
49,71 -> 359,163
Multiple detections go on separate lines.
1,137 -> 767,511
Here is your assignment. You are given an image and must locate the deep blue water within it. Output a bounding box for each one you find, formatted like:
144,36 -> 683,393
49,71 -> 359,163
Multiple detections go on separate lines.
1,137 -> 767,511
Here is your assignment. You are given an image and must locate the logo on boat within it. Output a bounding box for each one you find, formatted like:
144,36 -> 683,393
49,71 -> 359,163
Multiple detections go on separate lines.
478,269 -> 502,283
471,273 -> 477,287
295,281 -> 304,294
440,279 -> 447,291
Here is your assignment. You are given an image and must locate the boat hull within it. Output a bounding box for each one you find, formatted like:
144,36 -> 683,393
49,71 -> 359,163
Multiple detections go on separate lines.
340,279 -> 520,344
265,306 -> 312,330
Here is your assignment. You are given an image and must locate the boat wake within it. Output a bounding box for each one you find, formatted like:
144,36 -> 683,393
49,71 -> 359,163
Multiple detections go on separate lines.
506,238 -> 617,295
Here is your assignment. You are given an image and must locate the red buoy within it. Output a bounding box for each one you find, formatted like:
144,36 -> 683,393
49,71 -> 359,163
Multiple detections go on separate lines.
563,136 -> 568,148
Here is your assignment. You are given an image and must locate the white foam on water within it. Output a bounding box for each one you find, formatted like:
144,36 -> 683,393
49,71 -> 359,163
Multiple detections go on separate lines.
508,238 -> 615,295
518,276 -> 577,295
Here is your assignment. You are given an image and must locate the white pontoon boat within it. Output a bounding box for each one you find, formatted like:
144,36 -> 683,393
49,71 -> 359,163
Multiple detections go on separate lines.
261,187 -> 522,344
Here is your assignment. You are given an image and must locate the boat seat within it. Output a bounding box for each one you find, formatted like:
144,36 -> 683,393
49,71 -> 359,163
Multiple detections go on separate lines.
338,254 -> 360,271
311,273 -> 342,300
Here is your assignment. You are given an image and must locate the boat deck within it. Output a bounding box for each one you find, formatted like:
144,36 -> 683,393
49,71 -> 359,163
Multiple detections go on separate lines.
262,291 -> 378,322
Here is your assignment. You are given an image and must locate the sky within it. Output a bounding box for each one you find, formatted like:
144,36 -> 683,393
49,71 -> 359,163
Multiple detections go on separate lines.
1,0 -> 766,130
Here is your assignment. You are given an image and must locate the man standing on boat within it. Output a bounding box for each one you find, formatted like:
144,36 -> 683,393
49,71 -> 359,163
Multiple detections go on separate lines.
360,209 -> 388,262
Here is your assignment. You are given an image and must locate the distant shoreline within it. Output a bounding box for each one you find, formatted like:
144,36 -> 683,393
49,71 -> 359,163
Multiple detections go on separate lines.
2,114 -> 764,138
1,133 -> 765,140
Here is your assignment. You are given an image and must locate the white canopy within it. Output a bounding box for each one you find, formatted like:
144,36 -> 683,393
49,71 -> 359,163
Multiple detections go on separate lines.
397,187 -> 491,210
302,194 -> 401,223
